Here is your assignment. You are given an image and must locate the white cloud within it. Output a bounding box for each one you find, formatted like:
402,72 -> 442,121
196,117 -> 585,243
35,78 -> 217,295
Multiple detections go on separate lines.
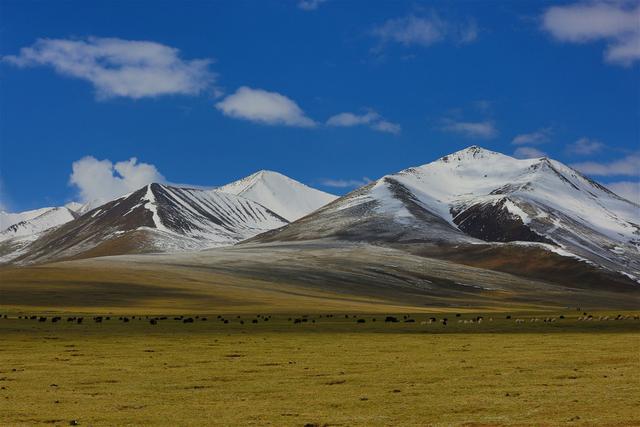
326,110 -> 401,134
542,2 -> 640,66
512,127 -> 552,145
69,156 -> 165,204
371,120 -> 401,134
458,21 -> 479,44
327,111 -> 379,127
606,181 -> 640,203
215,86 -> 316,127
566,137 -> 605,155
442,120 -> 497,139
514,147 -> 547,159
372,14 -> 477,48
3,37 -> 215,99
321,177 -> 372,188
298,0 -> 327,11
571,153 -> 640,176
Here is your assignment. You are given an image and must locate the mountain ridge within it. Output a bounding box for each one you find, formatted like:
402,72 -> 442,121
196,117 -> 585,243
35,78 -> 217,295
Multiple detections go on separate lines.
2,146 -> 638,289
3,183 -> 289,264
0,170 -> 336,263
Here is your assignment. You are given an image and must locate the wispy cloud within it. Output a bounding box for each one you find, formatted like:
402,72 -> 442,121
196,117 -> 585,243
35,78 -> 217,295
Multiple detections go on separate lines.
571,153 -> 640,176
371,120 -> 401,134
298,0 -> 327,11
327,111 -> 379,127
514,147 -> 546,159
371,13 -> 478,50
320,177 -> 372,188
566,137 -> 605,155
472,99 -> 492,113
606,180 -> 639,203
512,127 -> 552,145
69,156 -> 165,204
3,37 -> 215,99
326,110 -> 401,134
441,119 -> 497,139
215,86 -> 316,127
541,2 -> 640,66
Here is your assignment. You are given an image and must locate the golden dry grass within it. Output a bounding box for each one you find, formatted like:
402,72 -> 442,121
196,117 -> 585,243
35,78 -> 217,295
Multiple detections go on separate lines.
0,313 -> 639,426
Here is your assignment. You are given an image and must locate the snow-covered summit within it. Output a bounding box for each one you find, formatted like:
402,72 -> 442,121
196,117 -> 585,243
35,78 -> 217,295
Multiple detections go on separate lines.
0,199 -> 104,243
0,206 -> 79,263
217,170 -> 337,221
438,145 -> 512,162
0,206 -> 77,242
1,207 -> 59,231
391,146 -> 638,239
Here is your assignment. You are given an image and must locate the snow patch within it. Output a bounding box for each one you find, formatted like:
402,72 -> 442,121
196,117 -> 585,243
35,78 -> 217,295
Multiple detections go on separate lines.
142,185 -> 169,232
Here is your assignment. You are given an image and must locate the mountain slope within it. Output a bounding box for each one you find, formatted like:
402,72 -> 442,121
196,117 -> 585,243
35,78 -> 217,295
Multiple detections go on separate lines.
217,170 -> 337,221
10,183 -> 288,264
252,146 -> 640,282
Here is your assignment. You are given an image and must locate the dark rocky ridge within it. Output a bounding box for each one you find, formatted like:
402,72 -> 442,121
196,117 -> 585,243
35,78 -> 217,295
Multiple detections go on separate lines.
451,199 -> 554,244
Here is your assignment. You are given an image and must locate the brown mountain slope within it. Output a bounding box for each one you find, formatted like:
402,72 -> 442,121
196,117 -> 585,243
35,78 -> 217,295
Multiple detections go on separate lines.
1,242 -> 638,314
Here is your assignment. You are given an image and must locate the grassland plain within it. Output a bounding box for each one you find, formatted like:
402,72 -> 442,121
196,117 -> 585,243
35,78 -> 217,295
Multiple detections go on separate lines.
0,312 -> 639,426
1,254 -> 639,426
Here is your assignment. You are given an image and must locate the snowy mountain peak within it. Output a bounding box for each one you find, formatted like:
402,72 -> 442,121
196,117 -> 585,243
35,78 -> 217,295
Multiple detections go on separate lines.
219,170 -> 304,194
0,207 -> 58,231
0,206 -> 77,245
217,170 -> 337,221
440,145 -> 509,163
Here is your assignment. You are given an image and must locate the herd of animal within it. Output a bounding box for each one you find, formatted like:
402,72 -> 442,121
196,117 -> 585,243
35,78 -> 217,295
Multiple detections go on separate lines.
2,311 -> 638,327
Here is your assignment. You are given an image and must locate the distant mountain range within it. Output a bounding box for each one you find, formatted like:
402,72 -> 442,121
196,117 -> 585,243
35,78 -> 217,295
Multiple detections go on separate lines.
2,147 -> 638,289
0,170 -> 334,263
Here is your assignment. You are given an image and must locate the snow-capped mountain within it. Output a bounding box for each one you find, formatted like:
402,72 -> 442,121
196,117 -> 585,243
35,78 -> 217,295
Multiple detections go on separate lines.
217,170 -> 337,221
5,148 -> 638,285
0,206 -> 77,241
1,207 -> 67,231
9,183 -> 288,264
0,206 -> 80,263
253,146 -> 640,281
0,200 -> 98,244
2,170 -> 337,264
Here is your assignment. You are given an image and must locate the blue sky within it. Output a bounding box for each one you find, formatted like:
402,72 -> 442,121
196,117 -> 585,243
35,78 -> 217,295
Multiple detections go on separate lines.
1,0 -> 639,211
